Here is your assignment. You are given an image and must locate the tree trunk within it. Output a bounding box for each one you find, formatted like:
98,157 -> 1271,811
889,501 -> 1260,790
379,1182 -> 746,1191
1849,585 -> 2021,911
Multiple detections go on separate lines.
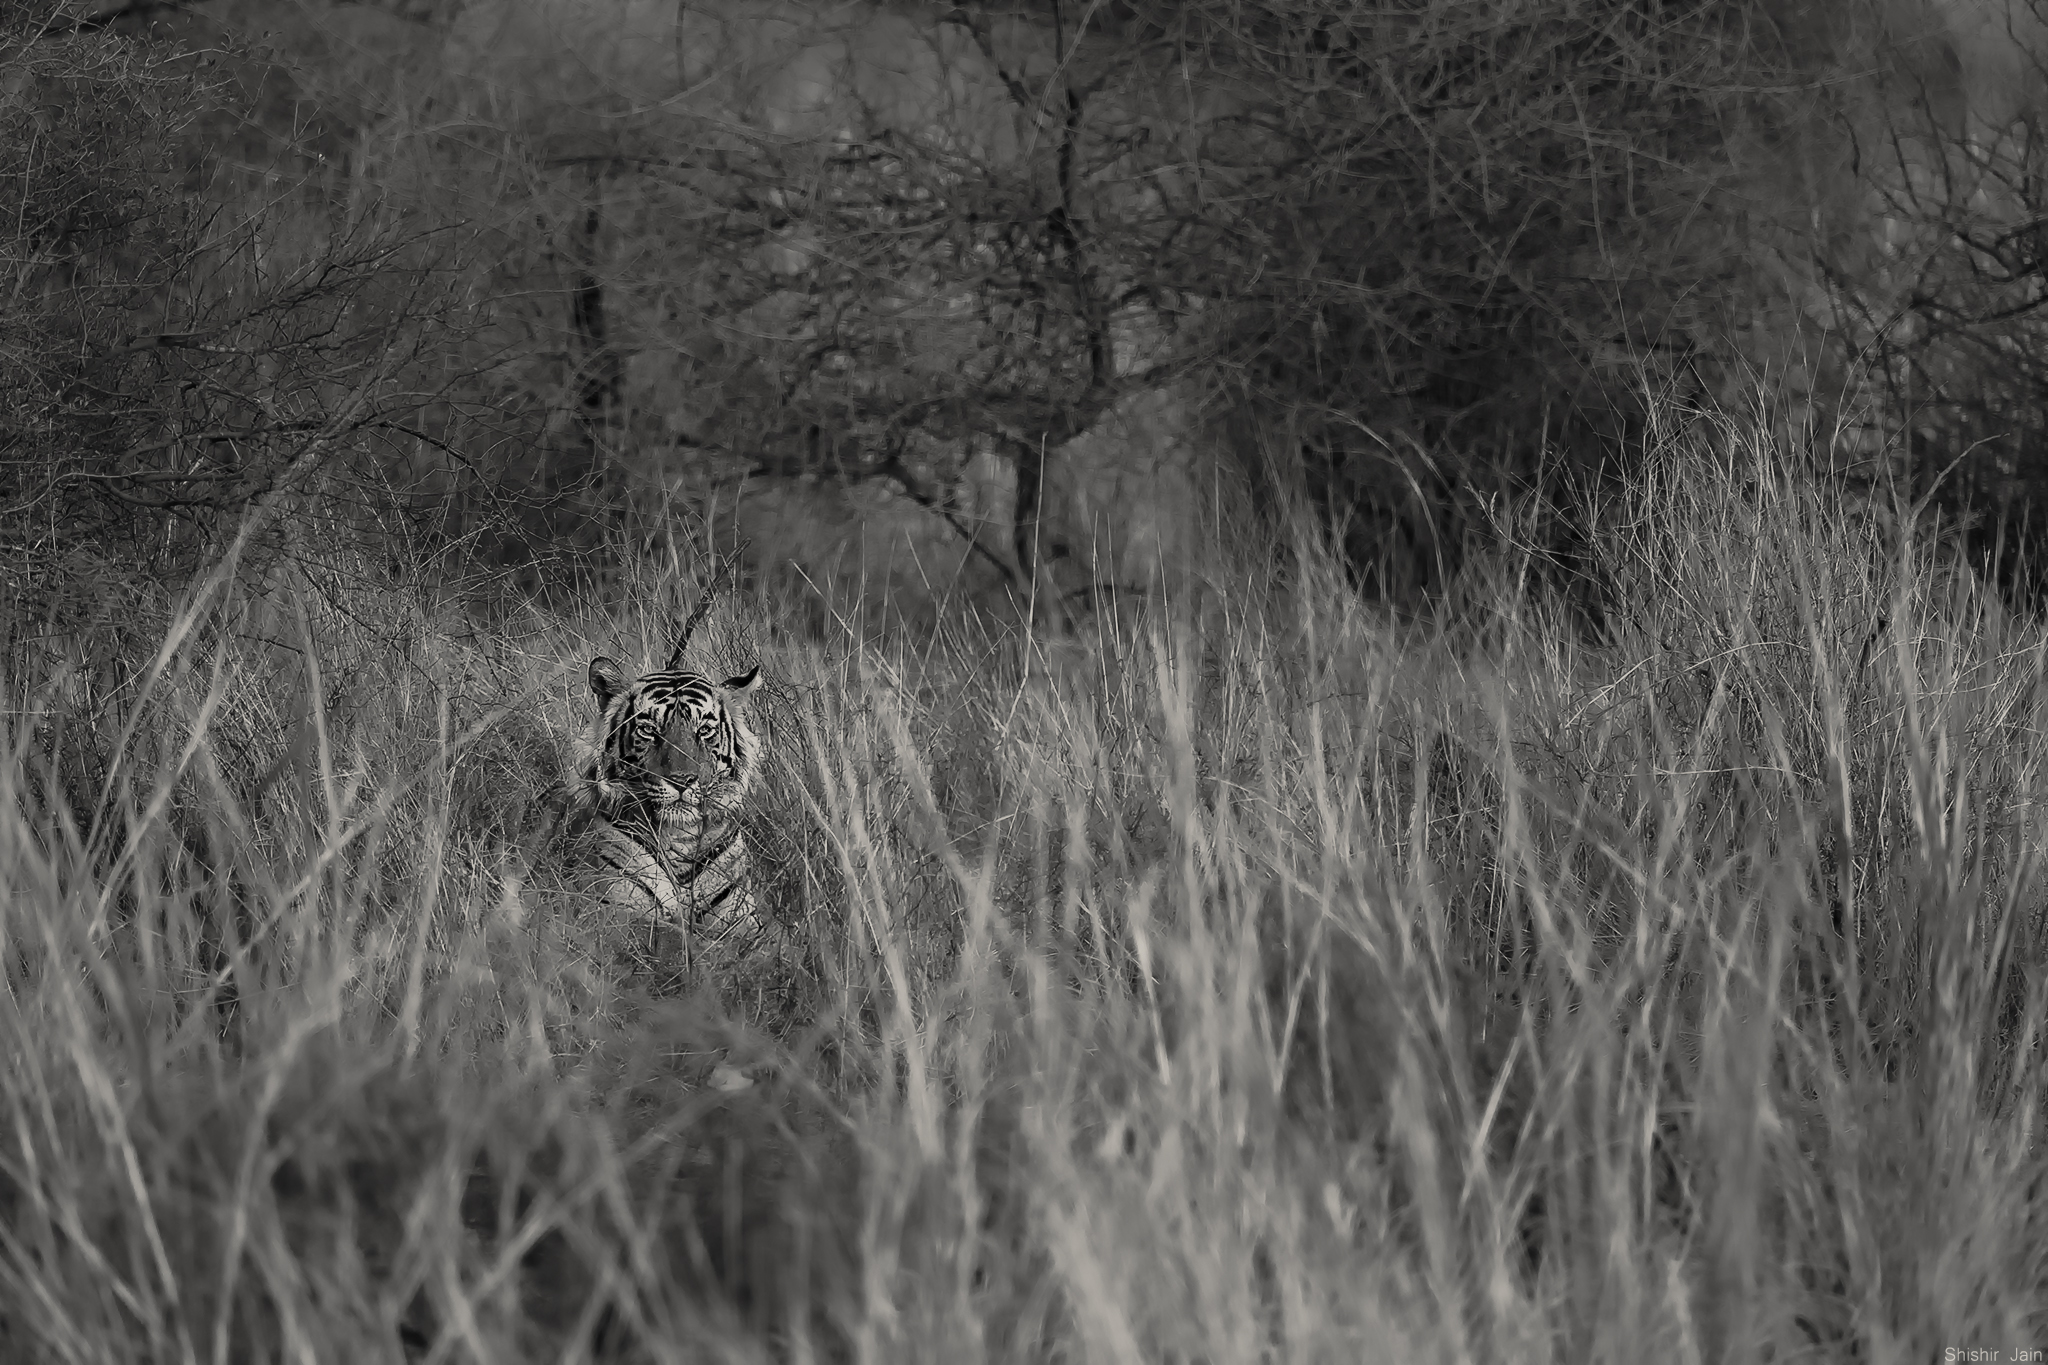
570,200 -> 620,440
1011,440 -> 1071,634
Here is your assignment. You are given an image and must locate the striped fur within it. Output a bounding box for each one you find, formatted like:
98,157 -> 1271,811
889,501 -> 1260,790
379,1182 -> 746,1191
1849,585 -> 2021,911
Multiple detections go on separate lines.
555,656 -> 769,958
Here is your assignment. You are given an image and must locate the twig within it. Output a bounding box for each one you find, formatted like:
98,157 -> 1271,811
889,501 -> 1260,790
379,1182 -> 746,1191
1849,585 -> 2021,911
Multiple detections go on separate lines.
665,546 -> 748,671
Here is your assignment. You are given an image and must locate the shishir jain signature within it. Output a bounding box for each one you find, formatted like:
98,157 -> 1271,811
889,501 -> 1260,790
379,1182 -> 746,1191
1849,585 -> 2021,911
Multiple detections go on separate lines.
1943,1351 -> 2043,1363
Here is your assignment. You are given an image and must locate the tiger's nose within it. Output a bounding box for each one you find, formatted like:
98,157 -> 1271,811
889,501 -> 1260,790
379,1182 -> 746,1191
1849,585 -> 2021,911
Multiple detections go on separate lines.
653,744 -> 721,786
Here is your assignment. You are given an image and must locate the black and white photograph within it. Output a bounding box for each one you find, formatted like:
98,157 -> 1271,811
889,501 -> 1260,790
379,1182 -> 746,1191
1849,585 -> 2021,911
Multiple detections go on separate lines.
5,0 -> 2047,1359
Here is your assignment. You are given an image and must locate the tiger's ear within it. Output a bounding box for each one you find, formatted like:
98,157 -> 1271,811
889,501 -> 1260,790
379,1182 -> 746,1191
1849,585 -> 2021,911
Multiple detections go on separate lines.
589,657 -> 627,709
722,665 -> 762,698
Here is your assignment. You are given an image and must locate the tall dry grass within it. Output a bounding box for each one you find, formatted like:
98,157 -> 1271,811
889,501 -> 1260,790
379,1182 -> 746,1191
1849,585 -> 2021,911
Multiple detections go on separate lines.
3,415 -> 2044,1363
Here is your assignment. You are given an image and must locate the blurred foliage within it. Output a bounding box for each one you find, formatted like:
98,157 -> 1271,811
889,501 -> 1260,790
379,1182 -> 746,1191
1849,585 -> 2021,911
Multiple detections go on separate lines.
25,0 -> 2048,621
0,2 -> 482,624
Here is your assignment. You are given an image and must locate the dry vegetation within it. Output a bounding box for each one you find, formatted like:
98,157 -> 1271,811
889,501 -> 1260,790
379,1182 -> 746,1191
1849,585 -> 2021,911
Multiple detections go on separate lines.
5,421 -> 2047,1362
8,2 -> 2048,1361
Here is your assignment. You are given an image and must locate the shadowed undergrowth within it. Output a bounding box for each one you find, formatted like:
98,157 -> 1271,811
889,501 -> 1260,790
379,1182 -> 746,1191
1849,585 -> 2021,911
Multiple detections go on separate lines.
4,419 -> 2046,1362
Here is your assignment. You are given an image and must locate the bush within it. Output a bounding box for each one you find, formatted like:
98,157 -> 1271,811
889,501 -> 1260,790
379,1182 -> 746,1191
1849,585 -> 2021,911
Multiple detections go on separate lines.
0,4 -> 472,618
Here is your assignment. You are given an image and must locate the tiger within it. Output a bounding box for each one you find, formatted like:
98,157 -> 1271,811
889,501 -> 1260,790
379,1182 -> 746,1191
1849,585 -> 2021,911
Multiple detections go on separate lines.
540,655 -> 774,966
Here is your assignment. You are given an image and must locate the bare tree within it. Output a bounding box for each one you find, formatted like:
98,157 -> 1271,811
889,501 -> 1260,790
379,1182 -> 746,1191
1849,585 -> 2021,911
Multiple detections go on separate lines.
433,0 -> 1797,610
0,5 -> 480,607
1803,0 -> 2048,606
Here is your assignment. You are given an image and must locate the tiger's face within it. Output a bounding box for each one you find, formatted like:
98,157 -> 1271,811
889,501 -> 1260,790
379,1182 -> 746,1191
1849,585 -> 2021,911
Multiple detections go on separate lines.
587,657 -> 763,792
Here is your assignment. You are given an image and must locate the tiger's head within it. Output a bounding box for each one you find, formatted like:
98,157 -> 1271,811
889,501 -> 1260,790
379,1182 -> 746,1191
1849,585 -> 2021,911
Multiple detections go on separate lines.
584,658 -> 764,804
